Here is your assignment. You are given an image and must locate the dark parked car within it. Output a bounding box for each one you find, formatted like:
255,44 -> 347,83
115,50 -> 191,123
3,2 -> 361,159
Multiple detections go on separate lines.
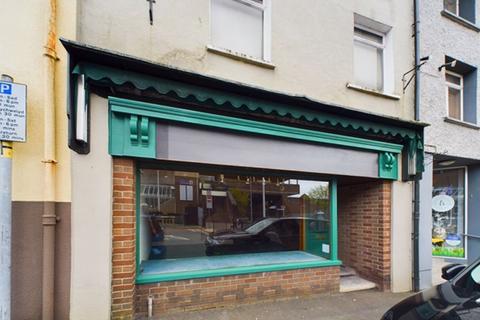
381,258 -> 480,320
205,216 -> 328,256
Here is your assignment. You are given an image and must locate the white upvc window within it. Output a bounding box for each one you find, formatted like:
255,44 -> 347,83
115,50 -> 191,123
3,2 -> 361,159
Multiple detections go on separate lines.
444,0 -> 460,15
179,184 -> 194,201
446,71 -> 464,120
353,25 -> 386,91
210,0 -> 271,61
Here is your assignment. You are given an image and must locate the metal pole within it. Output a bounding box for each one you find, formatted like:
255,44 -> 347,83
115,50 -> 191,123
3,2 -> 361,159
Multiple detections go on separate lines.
262,177 -> 266,218
413,0 -> 421,292
0,74 -> 13,320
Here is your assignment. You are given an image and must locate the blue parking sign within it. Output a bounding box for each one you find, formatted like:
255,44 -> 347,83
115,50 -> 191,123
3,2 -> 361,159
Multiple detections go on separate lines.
0,82 -> 12,95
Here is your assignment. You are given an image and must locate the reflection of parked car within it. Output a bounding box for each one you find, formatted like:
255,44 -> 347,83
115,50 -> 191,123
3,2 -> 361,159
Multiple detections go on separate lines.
381,258 -> 480,320
205,217 -> 327,256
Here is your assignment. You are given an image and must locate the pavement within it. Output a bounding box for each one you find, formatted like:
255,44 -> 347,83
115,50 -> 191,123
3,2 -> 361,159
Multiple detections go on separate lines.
157,289 -> 412,320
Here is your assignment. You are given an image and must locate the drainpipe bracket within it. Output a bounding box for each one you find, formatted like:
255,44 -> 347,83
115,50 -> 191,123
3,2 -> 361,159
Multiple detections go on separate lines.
42,159 -> 58,164
42,214 -> 57,226
43,46 -> 59,61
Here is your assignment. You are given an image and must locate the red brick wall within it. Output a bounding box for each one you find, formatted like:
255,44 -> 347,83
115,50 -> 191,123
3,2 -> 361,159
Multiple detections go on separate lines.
110,158 -> 340,318
338,180 -> 391,291
112,158 -> 136,319
135,267 -> 339,316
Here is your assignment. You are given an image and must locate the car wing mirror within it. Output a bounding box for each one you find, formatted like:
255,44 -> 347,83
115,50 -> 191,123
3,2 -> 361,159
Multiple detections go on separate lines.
442,263 -> 466,280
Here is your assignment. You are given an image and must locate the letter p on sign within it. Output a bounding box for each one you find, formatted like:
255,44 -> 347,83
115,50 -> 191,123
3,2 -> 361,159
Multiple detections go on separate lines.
0,83 -> 12,95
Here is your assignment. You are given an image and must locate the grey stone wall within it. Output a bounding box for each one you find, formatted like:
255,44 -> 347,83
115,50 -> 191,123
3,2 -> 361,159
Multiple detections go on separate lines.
420,0 -> 480,159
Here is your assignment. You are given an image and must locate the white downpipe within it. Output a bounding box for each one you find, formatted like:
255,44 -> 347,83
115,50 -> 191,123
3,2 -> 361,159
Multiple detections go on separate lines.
147,295 -> 153,318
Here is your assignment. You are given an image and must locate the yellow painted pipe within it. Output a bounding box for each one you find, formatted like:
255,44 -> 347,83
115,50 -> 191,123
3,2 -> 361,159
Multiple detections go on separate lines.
42,0 -> 58,319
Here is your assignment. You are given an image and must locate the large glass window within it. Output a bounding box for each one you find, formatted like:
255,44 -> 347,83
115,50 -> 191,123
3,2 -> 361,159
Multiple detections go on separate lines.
138,167 -> 332,276
432,168 -> 466,258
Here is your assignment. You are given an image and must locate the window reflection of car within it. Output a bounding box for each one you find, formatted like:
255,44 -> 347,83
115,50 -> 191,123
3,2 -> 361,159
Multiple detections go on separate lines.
381,257 -> 480,320
205,217 -> 327,256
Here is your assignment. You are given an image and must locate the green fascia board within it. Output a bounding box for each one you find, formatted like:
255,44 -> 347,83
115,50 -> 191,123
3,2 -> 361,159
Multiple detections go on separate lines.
109,97 -> 403,154
136,259 -> 342,284
74,62 -> 419,140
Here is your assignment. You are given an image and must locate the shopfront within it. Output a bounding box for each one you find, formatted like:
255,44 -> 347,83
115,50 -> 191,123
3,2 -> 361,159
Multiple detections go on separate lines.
63,40 -> 425,318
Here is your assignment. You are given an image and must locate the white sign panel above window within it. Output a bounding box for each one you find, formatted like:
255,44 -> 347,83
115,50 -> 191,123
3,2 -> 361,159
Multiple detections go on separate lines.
0,81 -> 27,142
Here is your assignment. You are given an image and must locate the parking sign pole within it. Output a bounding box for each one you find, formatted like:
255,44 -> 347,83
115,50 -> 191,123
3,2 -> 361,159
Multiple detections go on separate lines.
0,74 -> 13,320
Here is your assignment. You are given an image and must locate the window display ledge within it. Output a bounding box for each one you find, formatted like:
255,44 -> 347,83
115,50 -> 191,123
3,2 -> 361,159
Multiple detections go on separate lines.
346,83 -> 400,100
206,45 -> 276,69
136,258 -> 342,284
444,117 -> 480,130
441,10 -> 480,32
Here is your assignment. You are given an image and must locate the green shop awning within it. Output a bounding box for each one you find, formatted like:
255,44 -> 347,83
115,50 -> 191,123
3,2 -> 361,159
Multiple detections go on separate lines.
73,61 -> 421,141
62,39 -> 426,179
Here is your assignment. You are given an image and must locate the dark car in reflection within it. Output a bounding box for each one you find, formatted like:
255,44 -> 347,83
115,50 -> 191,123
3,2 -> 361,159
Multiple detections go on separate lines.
205,216 -> 328,256
381,258 -> 480,320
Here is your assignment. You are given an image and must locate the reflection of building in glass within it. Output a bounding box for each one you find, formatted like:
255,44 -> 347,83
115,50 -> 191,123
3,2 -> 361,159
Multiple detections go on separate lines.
432,168 -> 466,258
138,169 -> 331,263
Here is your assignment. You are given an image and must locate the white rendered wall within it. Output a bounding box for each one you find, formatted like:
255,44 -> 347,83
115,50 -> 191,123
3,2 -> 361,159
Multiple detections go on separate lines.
70,95 -> 112,320
391,178 -> 413,293
76,0 -> 415,121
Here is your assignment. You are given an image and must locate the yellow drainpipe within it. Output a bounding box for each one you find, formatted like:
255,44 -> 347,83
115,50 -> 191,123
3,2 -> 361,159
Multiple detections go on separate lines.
42,0 -> 58,319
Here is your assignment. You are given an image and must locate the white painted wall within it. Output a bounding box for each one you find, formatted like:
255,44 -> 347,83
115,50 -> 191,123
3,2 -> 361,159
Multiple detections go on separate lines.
391,178 -> 413,293
70,94 -> 112,320
76,0 -> 415,121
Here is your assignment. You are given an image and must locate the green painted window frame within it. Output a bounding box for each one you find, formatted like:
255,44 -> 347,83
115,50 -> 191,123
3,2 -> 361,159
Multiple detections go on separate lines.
135,167 -> 341,284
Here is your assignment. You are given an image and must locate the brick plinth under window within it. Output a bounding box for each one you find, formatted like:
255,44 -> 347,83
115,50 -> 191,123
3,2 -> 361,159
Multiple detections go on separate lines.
338,180 -> 392,291
135,267 -> 339,317
112,158 -> 136,319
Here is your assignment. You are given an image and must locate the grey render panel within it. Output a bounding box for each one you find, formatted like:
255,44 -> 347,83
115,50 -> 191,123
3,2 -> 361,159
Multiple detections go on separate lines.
464,69 -> 477,124
419,153 -> 433,290
156,124 -> 379,178
467,164 -> 480,264
460,0 -> 476,23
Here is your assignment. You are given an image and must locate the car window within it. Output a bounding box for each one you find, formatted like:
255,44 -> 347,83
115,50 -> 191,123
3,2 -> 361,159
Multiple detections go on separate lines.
245,218 -> 276,234
471,266 -> 480,284
454,262 -> 480,297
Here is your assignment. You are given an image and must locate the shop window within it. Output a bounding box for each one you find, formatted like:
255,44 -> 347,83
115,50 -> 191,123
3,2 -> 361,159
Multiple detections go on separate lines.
432,167 -> 466,258
444,57 -> 477,124
210,0 -> 271,61
138,167 -> 333,277
353,14 -> 393,93
444,0 -> 476,24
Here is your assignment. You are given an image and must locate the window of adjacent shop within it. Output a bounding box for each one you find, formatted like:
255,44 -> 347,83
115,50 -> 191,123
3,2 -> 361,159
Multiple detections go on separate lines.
210,0 -> 271,61
137,165 -> 337,280
353,14 -> 393,93
444,57 -> 477,124
444,0 -> 476,24
432,167 -> 467,259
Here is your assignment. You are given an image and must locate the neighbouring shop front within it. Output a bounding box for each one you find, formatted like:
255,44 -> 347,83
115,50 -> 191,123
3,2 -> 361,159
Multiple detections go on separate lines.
427,154 -> 480,285
63,40 -> 425,319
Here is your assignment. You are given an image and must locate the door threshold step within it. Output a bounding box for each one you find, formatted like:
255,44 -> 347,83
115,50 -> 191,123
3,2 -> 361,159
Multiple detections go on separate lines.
340,275 -> 377,292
